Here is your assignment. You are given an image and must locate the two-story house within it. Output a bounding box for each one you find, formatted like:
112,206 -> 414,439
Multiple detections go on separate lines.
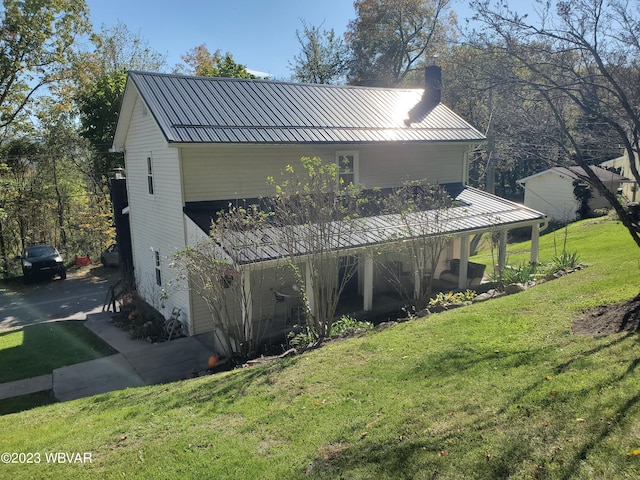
112,67 -> 546,353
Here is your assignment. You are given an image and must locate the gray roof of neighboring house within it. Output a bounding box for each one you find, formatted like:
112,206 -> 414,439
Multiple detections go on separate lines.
118,71 -> 486,145
518,165 -> 629,184
184,185 -> 545,264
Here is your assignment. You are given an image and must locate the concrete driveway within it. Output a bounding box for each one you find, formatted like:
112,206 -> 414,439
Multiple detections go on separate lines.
0,265 -> 120,332
0,265 -> 218,402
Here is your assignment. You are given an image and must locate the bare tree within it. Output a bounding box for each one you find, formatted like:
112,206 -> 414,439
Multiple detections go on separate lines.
268,157 -> 364,341
376,180 -> 454,310
470,0 -> 640,247
172,204 -> 271,361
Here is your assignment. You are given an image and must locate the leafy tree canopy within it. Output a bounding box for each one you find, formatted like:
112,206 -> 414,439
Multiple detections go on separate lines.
75,69 -> 127,185
289,20 -> 349,84
175,44 -> 256,79
346,0 -> 457,87
73,22 -> 166,188
0,0 -> 91,134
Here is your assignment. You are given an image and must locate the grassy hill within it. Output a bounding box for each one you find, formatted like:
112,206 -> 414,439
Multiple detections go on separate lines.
1,216 -> 639,479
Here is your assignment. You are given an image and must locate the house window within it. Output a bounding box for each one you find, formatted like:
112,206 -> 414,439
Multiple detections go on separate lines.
336,151 -> 359,187
154,250 -> 162,286
147,155 -> 154,195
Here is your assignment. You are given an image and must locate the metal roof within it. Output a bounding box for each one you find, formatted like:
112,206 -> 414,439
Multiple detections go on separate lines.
184,186 -> 545,264
125,71 -> 486,145
518,165 -> 629,184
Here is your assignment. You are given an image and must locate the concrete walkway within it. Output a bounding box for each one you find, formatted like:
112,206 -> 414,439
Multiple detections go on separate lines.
0,313 -> 216,403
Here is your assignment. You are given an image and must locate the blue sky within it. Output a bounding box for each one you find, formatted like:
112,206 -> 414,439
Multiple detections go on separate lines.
84,0 -> 529,80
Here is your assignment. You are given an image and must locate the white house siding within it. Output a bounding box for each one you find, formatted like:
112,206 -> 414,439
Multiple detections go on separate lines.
601,154 -> 638,202
124,96 -> 190,327
189,263 -> 294,345
180,143 -> 468,202
522,174 -> 577,224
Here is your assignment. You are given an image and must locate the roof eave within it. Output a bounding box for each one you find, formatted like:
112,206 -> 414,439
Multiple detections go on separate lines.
111,76 -> 139,152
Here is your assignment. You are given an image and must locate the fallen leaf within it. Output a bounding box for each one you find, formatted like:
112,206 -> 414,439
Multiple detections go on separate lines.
576,418 -> 585,423
545,375 -> 553,381
438,451 -> 448,457
626,449 -> 640,456
360,432 -> 368,439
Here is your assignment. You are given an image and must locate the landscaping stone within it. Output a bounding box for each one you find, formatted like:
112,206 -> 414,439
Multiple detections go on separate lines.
375,321 -> 398,330
473,289 -> 505,303
505,283 -> 527,294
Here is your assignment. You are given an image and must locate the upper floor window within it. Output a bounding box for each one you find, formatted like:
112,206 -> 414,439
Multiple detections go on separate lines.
147,155 -> 154,195
336,151 -> 359,187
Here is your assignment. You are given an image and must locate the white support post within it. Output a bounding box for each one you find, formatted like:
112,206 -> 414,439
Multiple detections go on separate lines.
498,230 -> 508,272
530,223 -> 540,264
459,234 -> 470,290
363,252 -> 373,311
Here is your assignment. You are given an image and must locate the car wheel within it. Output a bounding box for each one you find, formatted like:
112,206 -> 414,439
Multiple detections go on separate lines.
60,270 -> 67,280
101,256 -> 107,267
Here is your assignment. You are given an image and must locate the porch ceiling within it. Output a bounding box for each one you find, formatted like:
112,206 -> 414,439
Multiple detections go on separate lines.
209,187 -> 546,265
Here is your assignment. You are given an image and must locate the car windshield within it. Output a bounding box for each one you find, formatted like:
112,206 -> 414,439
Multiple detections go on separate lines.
26,246 -> 57,258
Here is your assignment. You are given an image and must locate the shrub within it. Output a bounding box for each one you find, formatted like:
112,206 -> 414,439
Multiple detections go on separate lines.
112,294 -> 167,342
330,315 -> 373,336
550,250 -> 580,271
429,290 -> 476,308
501,262 -> 539,285
549,225 -> 580,271
287,326 -> 314,350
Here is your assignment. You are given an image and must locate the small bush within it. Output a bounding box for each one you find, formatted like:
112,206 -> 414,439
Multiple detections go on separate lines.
112,294 -> 167,342
429,290 -> 476,308
330,315 -> 373,336
287,325 -> 314,350
501,262 -> 539,285
550,250 -> 580,271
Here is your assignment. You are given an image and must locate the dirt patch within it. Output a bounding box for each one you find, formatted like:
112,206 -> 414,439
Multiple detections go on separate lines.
573,294 -> 640,336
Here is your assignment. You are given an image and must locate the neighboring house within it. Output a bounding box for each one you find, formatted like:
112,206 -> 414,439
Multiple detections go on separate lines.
112,67 -> 547,352
517,166 -> 628,224
600,153 -> 639,202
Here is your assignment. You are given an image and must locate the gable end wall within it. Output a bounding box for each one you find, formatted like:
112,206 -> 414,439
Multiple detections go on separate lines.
124,96 -> 191,328
522,174 -> 578,223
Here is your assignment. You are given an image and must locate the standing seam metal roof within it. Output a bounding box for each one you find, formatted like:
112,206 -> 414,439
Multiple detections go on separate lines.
184,186 -> 546,264
127,71 -> 486,144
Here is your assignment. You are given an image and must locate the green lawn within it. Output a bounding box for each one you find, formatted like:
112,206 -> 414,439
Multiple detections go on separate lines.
0,217 -> 639,479
0,391 -> 55,415
0,321 -> 116,383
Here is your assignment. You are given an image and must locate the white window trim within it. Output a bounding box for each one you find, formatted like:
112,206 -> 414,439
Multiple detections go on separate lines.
146,154 -> 155,196
336,150 -> 359,186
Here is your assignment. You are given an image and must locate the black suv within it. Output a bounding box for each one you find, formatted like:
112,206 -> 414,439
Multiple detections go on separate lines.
20,244 -> 67,283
